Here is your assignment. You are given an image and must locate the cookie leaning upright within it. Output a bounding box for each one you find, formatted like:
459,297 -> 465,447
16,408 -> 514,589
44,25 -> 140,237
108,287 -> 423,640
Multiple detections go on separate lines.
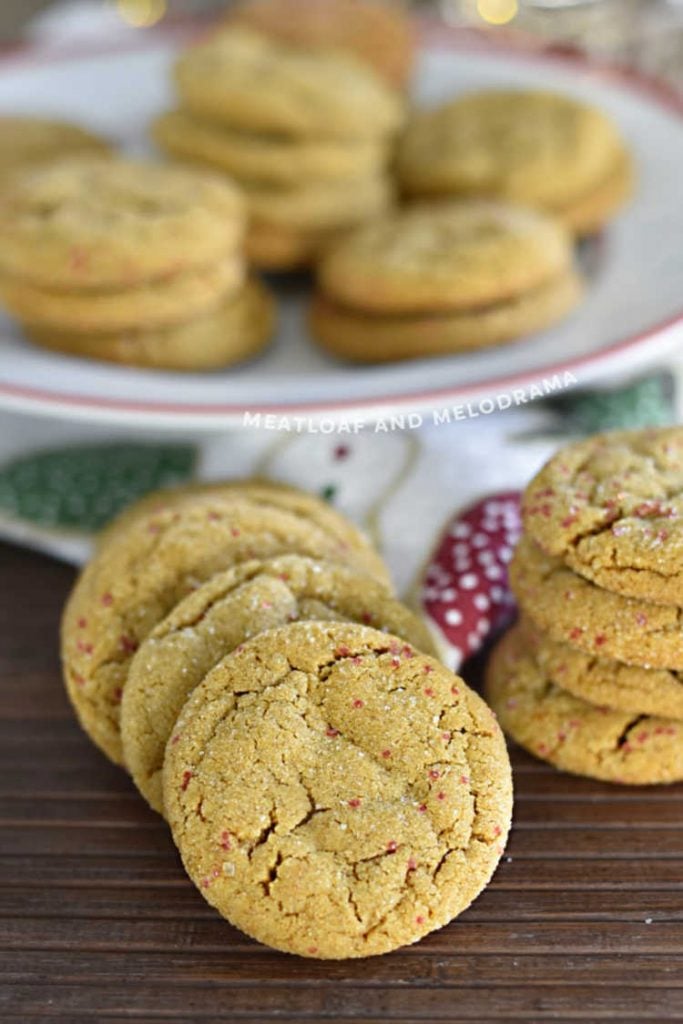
310,201 -> 583,362
121,554 -> 436,815
397,89 -> 633,236
154,26 -> 404,270
489,426 -> 683,785
61,482 -> 391,766
0,157 -> 274,369
163,621 -> 513,958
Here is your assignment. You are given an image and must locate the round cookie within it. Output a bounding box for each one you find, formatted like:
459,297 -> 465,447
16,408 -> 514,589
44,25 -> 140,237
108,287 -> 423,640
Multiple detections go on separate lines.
226,0 -> 415,89
62,494 -> 384,765
25,277 -> 274,371
316,201 -> 574,314
521,620 -> 683,721
397,90 -> 626,219
246,219 -> 337,270
0,255 -> 243,332
486,627 -> 683,785
164,621 -> 513,959
122,555 -> 437,814
244,174 -> 392,231
509,536 -> 683,670
309,269 -> 583,362
0,116 -> 111,182
560,147 -> 634,236
98,479 -> 390,587
522,427 -> 683,606
153,110 -> 387,186
0,157 -> 245,289
174,27 -> 404,139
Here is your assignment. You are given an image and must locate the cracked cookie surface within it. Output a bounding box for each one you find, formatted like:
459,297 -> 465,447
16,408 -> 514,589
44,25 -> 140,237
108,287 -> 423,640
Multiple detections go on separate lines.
487,626 -> 683,784
122,555 -> 436,815
510,536 -> 683,670
164,621 -> 512,959
522,428 -> 683,606
522,619 -> 683,721
62,495 -> 378,765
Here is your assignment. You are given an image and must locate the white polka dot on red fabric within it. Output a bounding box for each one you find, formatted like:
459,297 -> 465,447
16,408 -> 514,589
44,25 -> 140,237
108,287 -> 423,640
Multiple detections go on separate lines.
473,594 -> 490,611
460,574 -> 478,590
452,524 -> 471,538
445,608 -> 463,626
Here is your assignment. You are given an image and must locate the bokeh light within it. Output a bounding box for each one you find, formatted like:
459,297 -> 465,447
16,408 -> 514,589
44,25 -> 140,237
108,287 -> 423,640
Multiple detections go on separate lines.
115,0 -> 167,29
476,0 -> 519,26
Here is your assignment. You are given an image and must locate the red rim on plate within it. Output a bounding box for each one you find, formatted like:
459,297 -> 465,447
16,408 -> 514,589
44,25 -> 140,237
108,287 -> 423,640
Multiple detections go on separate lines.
1,19 -> 682,426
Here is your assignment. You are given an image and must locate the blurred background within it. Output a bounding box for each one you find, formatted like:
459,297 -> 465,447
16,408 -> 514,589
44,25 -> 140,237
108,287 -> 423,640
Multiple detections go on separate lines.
2,1 -> 683,89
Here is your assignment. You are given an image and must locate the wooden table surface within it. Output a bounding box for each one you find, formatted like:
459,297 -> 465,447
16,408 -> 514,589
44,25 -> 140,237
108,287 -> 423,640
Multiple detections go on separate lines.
1,540 -> 682,1022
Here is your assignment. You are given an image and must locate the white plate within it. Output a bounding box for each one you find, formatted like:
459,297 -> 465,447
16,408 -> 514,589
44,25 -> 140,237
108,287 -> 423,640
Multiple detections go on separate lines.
0,24 -> 682,429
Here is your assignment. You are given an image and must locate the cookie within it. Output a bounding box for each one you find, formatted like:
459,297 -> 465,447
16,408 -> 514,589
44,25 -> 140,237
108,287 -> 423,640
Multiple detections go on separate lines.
99,479 -> 391,587
397,90 -> 628,233
522,620 -> 683,721
522,428 -> 683,606
62,494 -> 385,764
174,27 -> 404,140
153,110 -> 387,186
309,269 -> 583,362
0,157 -> 245,289
245,219 -> 336,269
24,277 -> 273,371
509,536 -> 683,670
122,555 -> 436,814
164,621 -> 512,958
226,0 -> 416,89
316,201 -> 574,314
0,116 -> 111,181
243,174 -> 393,231
0,255 -> 244,332
560,147 -> 634,236
486,626 -> 683,785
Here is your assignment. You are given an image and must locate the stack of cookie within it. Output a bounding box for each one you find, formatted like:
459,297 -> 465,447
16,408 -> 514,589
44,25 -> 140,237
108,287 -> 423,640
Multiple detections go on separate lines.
0,157 -> 275,370
397,89 -> 633,237
153,25 -> 404,270
487,427 -> 683,786
61,479 -> 513,959
310,201 -> 583,362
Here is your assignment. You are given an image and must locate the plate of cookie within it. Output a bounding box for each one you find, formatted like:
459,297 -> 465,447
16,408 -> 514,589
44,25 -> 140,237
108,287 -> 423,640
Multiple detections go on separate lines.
0,14 -> 682,428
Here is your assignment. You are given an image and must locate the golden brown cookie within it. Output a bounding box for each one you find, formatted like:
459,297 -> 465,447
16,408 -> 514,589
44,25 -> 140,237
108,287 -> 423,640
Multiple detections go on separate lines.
486,626 -> 683,785
522,428 -> 683,606
226,0 -> 416,89
98,479 -> 391,588
316,201 -> 574,314
521,619 -> 683,721
24,277 -> 274,371
164,621 -> 512,958
174,27 -> 404,140
153,109 -> 387,186
0,157 -> 245,289
309,268 -> 583,362
245,219 -> 335,269
0,255 -> 243,332
0,116 -> 111,182
509,536 -> 683,670
62,494 -> 385,765
122,555 -> 436,814
560,147 -> 634,236
243,174 -> 393,231
397,90 -> 630,233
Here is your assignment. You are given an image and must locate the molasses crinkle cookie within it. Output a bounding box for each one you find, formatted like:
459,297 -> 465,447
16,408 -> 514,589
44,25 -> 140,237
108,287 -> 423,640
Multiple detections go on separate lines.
164,622 -> 513,958
487,626 -> 683,786
310,201 -> 582,361
522,427 -> 683,606
122,555 -> 436,814
397,89 -> 633,236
